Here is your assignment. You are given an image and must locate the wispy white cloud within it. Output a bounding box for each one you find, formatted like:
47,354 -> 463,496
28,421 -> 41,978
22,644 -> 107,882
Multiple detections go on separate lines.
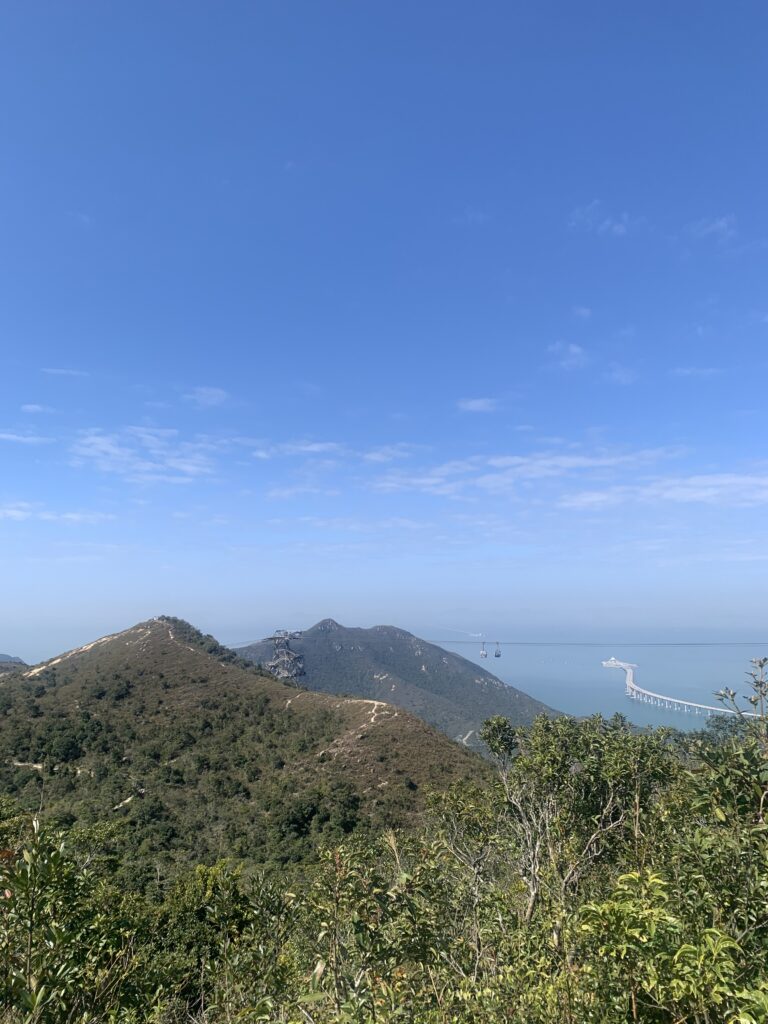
670,366 -> 722,378
266,484 -> 340,500
253,440 -> 346,460
42,510 -> 115,523
0,504 -> 34,521
71,427 -> 215,484
568,200 -> 640,237
0,432 -> 53,444
361,443 -> 418,463
605,363 -> 637,386
20,404 -> 54,414
231,436 -> 386,498
687,215 -> 736,242
572,305 -> 592,319
562,473 -> 768,509
293,515 -> 432,533
547,342 -> 588,370
284,441 -> 342,456
457,397 -> 499,413
373,447 -> 679,498
251,440 -> 417,464
184,386 -> 229,408
0,502 -> 113,524
42,367 -> 89,377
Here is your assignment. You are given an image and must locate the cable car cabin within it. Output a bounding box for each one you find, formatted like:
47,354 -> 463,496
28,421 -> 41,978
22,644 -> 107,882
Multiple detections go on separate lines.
480,643 -> 488,658
494,643 -> 501,658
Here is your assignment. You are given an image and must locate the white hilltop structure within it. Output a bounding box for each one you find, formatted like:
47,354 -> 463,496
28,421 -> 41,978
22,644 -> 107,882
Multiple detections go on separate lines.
602,657 -> 758,718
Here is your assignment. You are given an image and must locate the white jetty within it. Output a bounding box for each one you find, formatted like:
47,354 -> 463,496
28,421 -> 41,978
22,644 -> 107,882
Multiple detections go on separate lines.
602,657 -> 758,718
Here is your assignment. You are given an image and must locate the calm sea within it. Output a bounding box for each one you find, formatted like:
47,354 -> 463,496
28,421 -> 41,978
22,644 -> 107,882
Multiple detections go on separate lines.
436,641 -> 766,730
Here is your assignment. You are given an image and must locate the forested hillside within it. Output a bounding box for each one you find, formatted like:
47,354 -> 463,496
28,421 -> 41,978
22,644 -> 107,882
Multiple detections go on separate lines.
0,616 -> 483,885
238,619 -> 557,747
2,687 -> 768,1023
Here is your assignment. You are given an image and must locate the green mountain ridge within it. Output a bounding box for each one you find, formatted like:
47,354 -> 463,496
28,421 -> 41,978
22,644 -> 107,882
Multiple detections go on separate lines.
0,616 -> 485,885
237,618 -> 559,748
0,653 -> 25,676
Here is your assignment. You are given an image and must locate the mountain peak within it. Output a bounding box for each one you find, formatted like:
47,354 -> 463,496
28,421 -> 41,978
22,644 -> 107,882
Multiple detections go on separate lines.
238,621 -> 558,748
310,618 -> 343,632
20,616 -> 245,680
0,617 -> 483,878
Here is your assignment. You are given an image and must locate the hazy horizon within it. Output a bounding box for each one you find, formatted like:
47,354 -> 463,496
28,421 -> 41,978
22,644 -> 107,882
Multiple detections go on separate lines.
6,611 -> 765,737
8,606 -> 768,668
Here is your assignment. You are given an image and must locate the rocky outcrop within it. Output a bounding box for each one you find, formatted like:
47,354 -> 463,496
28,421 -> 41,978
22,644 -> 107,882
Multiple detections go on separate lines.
266,642 -> 305,682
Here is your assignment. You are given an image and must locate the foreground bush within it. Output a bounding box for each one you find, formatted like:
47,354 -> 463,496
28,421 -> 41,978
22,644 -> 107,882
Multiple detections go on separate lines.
1,709 -> 767,1022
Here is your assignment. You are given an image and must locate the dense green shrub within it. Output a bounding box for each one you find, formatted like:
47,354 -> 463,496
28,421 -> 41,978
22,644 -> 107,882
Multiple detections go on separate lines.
1,697 -> 767,1022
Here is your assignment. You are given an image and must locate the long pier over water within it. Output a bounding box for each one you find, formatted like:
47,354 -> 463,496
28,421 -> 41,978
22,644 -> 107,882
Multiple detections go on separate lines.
602,657 -> 758,718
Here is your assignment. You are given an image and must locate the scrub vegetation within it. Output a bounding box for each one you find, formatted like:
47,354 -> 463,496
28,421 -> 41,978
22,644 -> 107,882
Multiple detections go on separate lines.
1,626 -> 767,1022
0,618 -> 483,886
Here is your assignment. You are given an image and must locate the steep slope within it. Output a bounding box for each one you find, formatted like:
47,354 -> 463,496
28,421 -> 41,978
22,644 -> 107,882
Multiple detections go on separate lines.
237,619 -> 558,747
0,654 -> 25,676
0,617 -> 484,884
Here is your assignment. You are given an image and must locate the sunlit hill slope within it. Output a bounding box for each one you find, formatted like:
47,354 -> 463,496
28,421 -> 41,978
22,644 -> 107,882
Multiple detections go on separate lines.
0,617 -> 485,885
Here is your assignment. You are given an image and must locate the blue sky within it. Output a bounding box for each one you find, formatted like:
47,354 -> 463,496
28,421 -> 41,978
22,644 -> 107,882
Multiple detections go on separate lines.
2,2 -> 768,660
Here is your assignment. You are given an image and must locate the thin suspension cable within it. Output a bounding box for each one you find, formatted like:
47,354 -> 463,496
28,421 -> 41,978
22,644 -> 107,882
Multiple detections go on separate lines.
235,635 -> 768,649
427,639 -> 768,648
